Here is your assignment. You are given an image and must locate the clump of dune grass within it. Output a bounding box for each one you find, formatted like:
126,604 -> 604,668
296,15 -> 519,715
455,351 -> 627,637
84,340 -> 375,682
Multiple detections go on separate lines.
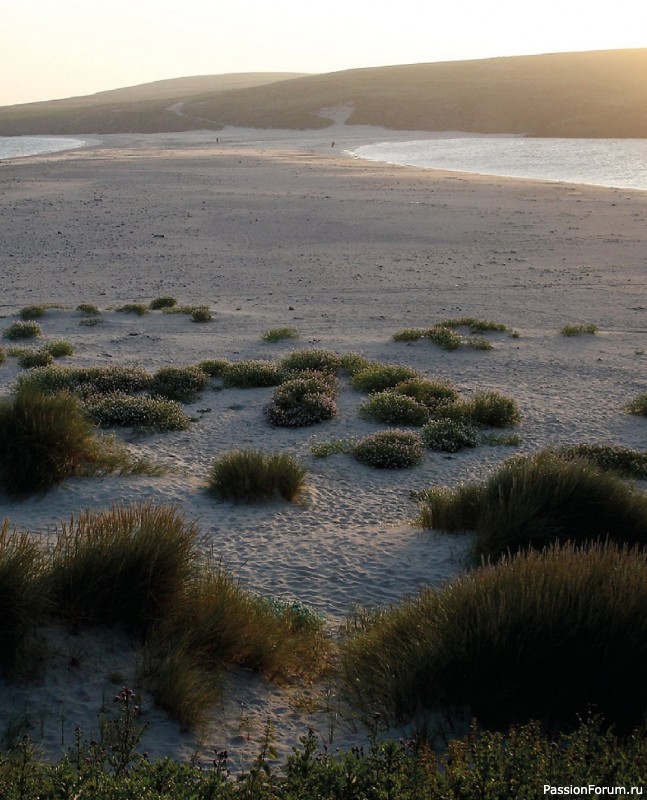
221,359 -> 282,388
142,565 -> 329,729
393,377 -> 458,411
18,305 -> 47,320
418,450 -> 647,561
441,317 -> 510,334
341,542 -> 647,731
43,340 -> 74,358
0,522 -> 47,676
150,365 -> 210,402
392,328 -> 425,342
338,352 -> 374,377
626,393 -> 647,417
421,418 -> 479,452
561,323 -> 598,336
17,365 -> 153,397
17,349 -> 54,369
279,348 -> 342,375
265,373 -> 337,427
352,429 -> 424,469
190,306 -> 213,323
262,326 -> 300,343
208,449 -> 306,502
83,393 -> 190,432
196,358 -> 230,378
48,503 -> 199,635
350,363 -> 420,393
76,303 -> 100,316
309,438 -> 355,458
149,296 -> 177,310
436,390 -> 520,428
0,388 -> 100,495
359,390 -> 429,426
558,443 -> 647,479
117,303 -> 149,316
3,321 -> 41,340
0,346 -> 5,365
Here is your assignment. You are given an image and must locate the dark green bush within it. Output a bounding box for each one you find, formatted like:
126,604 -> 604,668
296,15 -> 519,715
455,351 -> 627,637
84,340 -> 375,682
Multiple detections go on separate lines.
18,305 -> 47,320
421,418 -> 479,451
149,296 -> 177,310
393,377 -> 458,410
43,339 -> 74,358
117,303 -> 149,316
17,349 -> 54,369
342,542 -> 647,731
208,449 -> 306,502
279,348 -> 342,375
3,321 -> 41,341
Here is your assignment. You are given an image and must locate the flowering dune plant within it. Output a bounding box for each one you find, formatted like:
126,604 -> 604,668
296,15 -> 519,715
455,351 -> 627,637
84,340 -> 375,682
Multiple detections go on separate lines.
265,373 -> 337,427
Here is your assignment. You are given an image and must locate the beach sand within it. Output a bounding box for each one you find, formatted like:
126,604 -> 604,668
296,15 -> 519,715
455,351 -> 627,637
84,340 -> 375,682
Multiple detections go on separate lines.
1,123 -> 646,769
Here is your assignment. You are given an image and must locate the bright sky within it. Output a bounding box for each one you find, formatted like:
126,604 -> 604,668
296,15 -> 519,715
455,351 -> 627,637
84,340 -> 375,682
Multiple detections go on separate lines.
2,0 -> 646,106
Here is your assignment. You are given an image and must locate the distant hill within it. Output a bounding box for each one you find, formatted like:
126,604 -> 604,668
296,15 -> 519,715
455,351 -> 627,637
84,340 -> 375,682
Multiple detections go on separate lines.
1,50 -> 646,137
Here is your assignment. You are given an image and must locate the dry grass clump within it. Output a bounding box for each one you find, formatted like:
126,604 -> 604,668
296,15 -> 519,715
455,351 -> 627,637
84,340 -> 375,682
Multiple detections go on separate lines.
352,429 -> 424,469
48,504 -> 199,635
18,305 -> 47,320
341,542 -> 647,731
418,450 -> 647,561
149,296 -> 177,310
266,373 -> 337,427
208,449 -> 306,502
0,388 -> 100,495
0,522 -> 48,676
262,326 -> 300,342
221,359 -> 282,388
143,566 -> 329,729
561,323 -> 598,336
3,321 -> 41,340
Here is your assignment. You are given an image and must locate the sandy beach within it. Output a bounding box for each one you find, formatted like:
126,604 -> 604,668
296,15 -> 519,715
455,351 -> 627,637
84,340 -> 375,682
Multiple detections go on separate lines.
1,122 -> 647,768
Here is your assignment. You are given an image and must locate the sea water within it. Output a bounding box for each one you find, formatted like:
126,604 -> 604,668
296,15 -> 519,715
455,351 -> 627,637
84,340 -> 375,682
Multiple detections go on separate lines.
352,136 -> 647,191
0,136 -> 86,160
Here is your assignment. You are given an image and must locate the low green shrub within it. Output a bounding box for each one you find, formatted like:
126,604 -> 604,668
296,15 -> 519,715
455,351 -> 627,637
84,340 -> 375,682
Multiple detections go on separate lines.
626,393 -> 647,416
309,438 -> 355,458
117,303 -> 149,316
43,339 -> 74,358
17,349 -> 54,369
338,352 -> 374,376
421,418 -> 479,451
424,324 -> 465,350
150,366 -> 210,402
3,321 -> 41,340
48,503 -> 198,635
197,358 -> 230,377
83,393 -> 190,431
352,429 -> 424,469
393,378 -> 459,410
76,303 -> 100,316
350,364 -> 420,393
341,542 -> 647,731
190,306 -> 212,322
18,305 -> 47,320
0,388 -> 99,495
358,391 -> 429,426
392,328 -> 425,342
209,449 -> 306,502
435,390 -> 520,428
265,374 -> 337,427
17,365 -> 153,396
558,443 -> 647,478
561,323 -> 598,336
149,296 -> 177,310
221,360 -> 282,388
441,317 -> 509,333
262,327 -> 300,342
0,522 -> 47,675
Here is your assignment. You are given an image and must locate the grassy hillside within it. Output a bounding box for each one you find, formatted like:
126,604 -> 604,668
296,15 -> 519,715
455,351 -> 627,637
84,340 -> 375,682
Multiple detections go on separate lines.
1,50 -> 646,137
